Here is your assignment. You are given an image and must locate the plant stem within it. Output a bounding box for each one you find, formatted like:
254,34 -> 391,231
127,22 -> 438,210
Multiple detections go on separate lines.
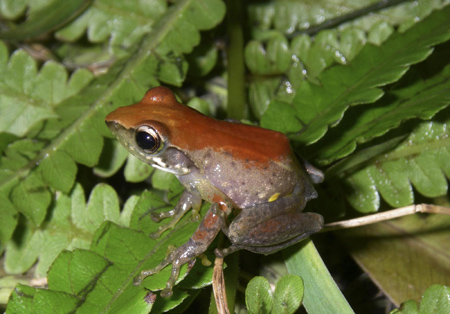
226,0 -> 247,120
322,204 -> 450,232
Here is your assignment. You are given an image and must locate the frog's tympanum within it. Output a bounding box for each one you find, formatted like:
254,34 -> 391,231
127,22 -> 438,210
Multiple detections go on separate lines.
105,86 -> 324,297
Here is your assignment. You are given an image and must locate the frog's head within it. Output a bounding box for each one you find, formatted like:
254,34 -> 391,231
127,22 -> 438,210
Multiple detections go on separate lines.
105,86 -> 190,175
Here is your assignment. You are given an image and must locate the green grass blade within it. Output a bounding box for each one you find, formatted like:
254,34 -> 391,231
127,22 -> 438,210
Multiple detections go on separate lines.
283,240 -> 354,314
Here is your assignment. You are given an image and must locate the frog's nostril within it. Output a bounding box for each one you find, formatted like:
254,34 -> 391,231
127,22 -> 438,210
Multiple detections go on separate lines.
105,120 -> 118,129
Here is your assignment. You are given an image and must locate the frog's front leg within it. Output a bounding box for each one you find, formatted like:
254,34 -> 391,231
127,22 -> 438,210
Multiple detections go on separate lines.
215,188 -> 323,257
150,190 -> 202,239
135,204 -> 224,297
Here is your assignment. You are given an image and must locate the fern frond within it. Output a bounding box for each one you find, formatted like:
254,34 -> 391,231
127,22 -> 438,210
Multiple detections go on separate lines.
4,183 -> 122,277
7,184 -> 213,312
0,0 -> 225,245
314,64 -> 450,164
56,0 -> 167,56
261,5 -> 450,146
0,0 -> 90,40
346,116 -> 450,212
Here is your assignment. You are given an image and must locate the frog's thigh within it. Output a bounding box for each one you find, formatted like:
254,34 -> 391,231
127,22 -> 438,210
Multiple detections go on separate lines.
219,212 -> 323,256
220,194 -> 323,256
230,210 -> 323,246
226,190 -> 311,241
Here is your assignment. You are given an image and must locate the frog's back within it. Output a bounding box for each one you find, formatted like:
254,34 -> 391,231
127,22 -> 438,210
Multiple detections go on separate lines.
108,86 -> 293,165
193,118 -> 292,165
158,95 -> 293,165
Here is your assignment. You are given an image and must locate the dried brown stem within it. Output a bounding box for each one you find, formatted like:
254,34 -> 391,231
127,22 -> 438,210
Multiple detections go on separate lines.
322,204 -> 450,232
212,256 -> 230,314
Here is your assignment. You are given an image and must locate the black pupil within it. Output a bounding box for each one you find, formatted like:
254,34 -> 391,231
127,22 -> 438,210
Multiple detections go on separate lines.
136,131 -> 156,150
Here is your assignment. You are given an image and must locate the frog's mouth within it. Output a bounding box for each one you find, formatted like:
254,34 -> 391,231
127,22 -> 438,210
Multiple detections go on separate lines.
148,157 -> 190,175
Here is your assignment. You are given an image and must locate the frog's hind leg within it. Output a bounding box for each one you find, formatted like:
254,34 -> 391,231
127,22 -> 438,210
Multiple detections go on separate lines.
135,208 -> 222,297
150,191 -> 202,239
216,212 -> 323,257
215,189 -> 323,257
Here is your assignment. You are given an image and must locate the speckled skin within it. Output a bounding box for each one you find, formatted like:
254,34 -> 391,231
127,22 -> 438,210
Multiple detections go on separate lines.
105,87 -> 324,297
186,148 -> 305,207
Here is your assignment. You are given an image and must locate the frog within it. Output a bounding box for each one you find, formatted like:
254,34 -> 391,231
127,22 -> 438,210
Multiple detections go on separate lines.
105,86 -> 324,297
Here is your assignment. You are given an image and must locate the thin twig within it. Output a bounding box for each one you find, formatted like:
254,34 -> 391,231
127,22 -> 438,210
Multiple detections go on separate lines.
322,204 -> 450,232
212,256 -> 230,314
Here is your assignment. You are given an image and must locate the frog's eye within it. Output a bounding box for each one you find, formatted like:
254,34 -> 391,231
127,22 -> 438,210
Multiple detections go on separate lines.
136,125 -> 161,153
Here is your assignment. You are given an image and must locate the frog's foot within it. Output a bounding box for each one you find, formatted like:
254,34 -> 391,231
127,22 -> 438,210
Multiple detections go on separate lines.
134,262 -> 166,287
150,208 -> 202,239
134,255 -> 196,297
134,239 -> 201,297
149,209 -> 186,239
151,208 -> 177,222
216,212 -> 323,258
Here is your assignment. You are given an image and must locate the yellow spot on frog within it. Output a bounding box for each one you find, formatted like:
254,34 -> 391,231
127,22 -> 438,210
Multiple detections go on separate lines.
268,193 -> 280,202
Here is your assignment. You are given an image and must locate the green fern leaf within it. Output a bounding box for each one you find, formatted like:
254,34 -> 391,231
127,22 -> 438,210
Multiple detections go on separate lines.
47,249 -> 111,294
8,284 -> 79,313
245,34 -> 291,75
392,285 -> 450,314
56,0 -> 167,56
0,0 -> 225,252
0,193 -> 17,243
5,284 -> 35,313
2,181 -> 130,306
314,64 -> 450,164
249,0 -> 445,38
0,0 -> 90,40
124,153 -> 154,183
245,21 -> 396,117
40,151 -> 77,194
246,0 -> 445,115
346,117 -> 450,212
10,171 -> 51,226
0,0 -> 55,19
6,191 -> 212,313
71,183 -> 121,234
0,49 -> 53,136
61,122 -> 104,167
3,183 -> 123,277
0,43 -> 94,137
4,222 -> 44,275
261,5 -> 450,145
